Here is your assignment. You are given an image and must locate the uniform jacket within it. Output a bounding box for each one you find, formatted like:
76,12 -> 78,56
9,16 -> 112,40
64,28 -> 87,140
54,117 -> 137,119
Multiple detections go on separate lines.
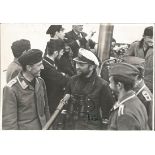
6,59 -> 22,83
66,71 -> 115,120
2,72 -> 50,130
65,30 -> 89,58
108,91 -> 149,130
41,56 -> 69,115
134,80 -> 153,129
56,53 -> 76,76
127,41 -> 153,92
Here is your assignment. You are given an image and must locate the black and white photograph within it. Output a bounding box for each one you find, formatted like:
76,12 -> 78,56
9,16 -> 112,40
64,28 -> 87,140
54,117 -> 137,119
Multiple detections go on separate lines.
0,23 -> 153,130
0,1 -> 155,155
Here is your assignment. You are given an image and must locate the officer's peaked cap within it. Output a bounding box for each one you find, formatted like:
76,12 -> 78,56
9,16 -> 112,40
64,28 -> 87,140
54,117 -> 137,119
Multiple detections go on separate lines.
73,48 -> 99,66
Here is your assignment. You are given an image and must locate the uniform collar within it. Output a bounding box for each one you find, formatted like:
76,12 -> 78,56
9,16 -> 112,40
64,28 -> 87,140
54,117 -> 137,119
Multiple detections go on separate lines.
17,72 -> 39,90
112,90 -> 135,111
14,59 -> 21,65
43,56 -> 56,68
134,80 -> 145,95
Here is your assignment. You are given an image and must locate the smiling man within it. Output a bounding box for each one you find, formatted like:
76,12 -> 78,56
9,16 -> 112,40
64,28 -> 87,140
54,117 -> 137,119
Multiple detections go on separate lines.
62,48 -> 114,130
2,49 -> 50,130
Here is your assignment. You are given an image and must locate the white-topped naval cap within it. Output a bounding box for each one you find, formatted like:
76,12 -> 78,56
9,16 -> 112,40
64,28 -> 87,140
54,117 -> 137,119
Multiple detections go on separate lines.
74,48 -> 99,66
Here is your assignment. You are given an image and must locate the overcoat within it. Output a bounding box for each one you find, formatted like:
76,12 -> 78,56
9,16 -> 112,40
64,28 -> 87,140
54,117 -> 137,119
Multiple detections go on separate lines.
2,72 -> 50,130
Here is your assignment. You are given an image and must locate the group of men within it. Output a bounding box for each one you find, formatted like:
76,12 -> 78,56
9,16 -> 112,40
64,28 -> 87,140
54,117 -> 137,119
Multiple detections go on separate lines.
2,25 -> 153,130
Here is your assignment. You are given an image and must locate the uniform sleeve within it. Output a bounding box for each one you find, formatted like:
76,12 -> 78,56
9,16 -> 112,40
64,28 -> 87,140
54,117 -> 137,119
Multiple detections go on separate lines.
65,33 -> 80,49
42,66 -> 69,88
144,53 -> 153,92
126,43 -> 136,56
64,77 -> 72,95
41,79 -> 50,121
100,84 -> 115,119
2,86 -> 18,130
148,101 -> 153,130
117,114 -> 140,130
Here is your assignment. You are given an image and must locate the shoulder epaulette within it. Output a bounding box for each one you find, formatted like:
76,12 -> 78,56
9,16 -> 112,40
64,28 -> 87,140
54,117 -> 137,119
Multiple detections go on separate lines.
132,40 -> 140,44
7,79 -> 17,87
16,77 -> 28,89
142,90 -> 151,101
38,77 -> 43,80
118,105 -> 124,116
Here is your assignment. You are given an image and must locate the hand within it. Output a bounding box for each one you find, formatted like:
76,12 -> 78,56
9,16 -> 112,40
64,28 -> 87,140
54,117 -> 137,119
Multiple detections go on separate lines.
102,119 -> 109,125
85,31 -> 96,40
90,31 -> 96,37
58,49 -> 64,59
61,94 -> 71,104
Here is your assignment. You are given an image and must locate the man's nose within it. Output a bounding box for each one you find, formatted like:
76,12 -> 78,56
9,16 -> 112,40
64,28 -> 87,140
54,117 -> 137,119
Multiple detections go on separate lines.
41,64 -> 44,69
76,64 -> 80,69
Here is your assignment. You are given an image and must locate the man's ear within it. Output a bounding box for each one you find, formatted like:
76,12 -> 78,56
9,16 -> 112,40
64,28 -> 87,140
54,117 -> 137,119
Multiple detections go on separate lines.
55,31 -> 59,37
26,65 -> 32,72
89,64 -> 96,70
117,82 -> 123,90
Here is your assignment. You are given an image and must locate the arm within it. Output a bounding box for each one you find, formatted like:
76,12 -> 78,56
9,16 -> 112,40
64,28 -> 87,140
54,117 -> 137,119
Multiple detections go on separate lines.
42,79 -> 50,121
2,86 -> 18,130
61,77 -> 73,103
100,83 -> 115,119
44,66 -> 69,88
126,42 -> 136,56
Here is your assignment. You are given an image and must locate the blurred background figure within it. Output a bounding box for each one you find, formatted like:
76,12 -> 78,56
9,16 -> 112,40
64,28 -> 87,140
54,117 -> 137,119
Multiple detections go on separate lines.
44,25 -> 65,57
56,44 -> 76,77
6,39 -> 31,83
109,38 -> 117,57
126,26 -> 153,92
65,25 -> 96,58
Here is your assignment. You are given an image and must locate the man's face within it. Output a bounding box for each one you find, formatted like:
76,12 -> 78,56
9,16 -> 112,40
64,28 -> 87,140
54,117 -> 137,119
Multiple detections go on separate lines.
64,46 -> 73,57
75,62 -> 91,76
109,76 -> 119,95
56,30 -> 65,40
143,36 -> 153,47
30,60 -> 44,77
73,25 -> 83,33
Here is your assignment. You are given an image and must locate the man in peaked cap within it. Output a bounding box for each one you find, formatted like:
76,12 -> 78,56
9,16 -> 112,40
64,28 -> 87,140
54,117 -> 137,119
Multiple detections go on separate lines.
122,56 -> 153,129
2,49 -> 50,130
61,48 -> 114,130
108,62 -> 149,130
126,26 -> 153,92
6,39 -> 31,83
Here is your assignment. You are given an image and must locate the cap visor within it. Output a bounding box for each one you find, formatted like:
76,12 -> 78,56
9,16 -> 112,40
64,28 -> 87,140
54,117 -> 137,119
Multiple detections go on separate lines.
73,57 -> 87,64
